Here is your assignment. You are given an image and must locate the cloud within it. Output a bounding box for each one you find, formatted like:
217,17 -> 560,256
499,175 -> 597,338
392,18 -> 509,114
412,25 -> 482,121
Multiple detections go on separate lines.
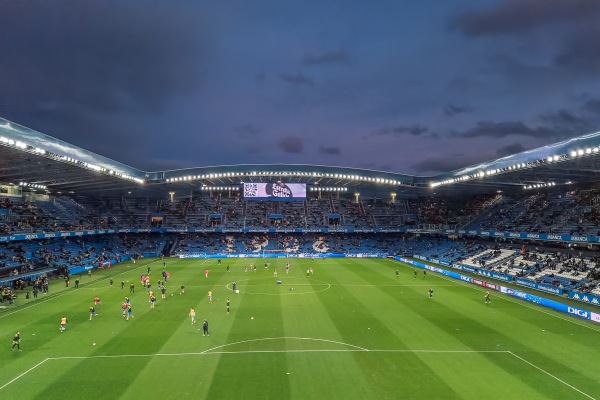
0,2 -> 208,118
554,30 -> 600,74
455,121 -> 563,139
302,50 -> 350,65
451,0 -> 600,37
410,156 -> 473,174
234,123 -> 261,139
443,104 -> 473,117
538,108 -> 590,132
319,146 -> 341,155
584,98 -> 600,114
373,124 -> 429,136
278,136 -> 304,153
278,73 -> 314,86
496,143 -> 526,157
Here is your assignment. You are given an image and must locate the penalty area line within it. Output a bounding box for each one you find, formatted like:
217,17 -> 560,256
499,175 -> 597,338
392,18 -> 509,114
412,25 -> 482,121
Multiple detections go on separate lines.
0,348 -> 513,390
0,358 -> 50,391
508,351 -> 597,400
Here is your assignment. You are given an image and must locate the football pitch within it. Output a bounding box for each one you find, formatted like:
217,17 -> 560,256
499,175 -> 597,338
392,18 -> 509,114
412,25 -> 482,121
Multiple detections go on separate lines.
2,257 -> 599,400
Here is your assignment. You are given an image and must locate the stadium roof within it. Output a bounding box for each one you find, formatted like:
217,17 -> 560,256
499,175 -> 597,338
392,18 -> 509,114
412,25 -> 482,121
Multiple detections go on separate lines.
2,116 -> 600,198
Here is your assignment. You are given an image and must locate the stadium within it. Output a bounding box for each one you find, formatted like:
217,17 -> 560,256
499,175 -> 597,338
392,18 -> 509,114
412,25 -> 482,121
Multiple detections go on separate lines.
2,116 -> 600,399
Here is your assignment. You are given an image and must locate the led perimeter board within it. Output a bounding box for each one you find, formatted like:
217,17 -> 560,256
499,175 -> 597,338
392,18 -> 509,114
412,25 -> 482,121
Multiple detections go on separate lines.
243,182 -> 307,201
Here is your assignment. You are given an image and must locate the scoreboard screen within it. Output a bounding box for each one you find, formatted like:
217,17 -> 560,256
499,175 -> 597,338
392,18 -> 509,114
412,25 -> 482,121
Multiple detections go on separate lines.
243,182 -> 306,200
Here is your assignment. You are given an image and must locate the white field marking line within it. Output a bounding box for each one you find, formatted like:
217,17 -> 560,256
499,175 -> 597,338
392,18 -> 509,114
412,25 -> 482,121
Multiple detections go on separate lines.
398,262 -> 600,333
508,351 -> 598,400
0,348 -> 510,390
200,336 -> 369,353
0,358 -> 49,391
0,260 -> 161,320
228,283 -> 328,287
224,280 -> 331,296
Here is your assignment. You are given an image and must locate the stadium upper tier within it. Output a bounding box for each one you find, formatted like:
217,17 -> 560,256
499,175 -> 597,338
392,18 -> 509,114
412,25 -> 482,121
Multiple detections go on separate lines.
3,116 -> 600,197
2,188 -> 600,238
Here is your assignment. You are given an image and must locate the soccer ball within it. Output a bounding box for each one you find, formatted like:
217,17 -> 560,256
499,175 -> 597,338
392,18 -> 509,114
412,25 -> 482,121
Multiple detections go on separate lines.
171,293 -> 174,297
93,343 -> 96,346
251,317 -> 254,320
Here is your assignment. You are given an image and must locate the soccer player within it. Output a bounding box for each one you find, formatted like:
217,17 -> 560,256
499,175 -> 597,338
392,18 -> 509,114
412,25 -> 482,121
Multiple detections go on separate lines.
74,278 -> 79,288
428,288 -> 434,298
226,299 -> 230,315
89,306 -> 96,320
180,284 -> 185,295
121,301 -> 127,317
423,270 -> 427,278
121,280 -> 125,291
306,268 -> 310,277
88,270 -> 92,278
414,270 -> 417,278
273,269 -> 278,277
126,304 -> 134,320
94,296 -> 101,305
189,308 -> 196,324
161,286 -> 166,299
395,270 -> 399,279
208,290 -> 213,304
226,265 -> 230,273
11,331 -> 21,351
485,291 -> 491,304
202,319 -> 209,336
125,296 -> 130,305
129,283 -> 135,293
150,294 -> 156,308
109,278 -> 113,288
60,316 -> 68,332
205,269 -> 209,278
232,282 -> 237,292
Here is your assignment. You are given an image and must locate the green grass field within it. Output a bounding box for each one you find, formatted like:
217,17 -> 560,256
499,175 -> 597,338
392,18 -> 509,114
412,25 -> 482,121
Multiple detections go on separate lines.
2,257 -> 599,400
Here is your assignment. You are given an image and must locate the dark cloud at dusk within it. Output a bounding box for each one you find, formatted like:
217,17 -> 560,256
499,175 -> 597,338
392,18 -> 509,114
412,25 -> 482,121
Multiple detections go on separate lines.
319,146 -> 341,155
278,136 -> 304,154
1,0 -> 600,176
496,143 -> 526,157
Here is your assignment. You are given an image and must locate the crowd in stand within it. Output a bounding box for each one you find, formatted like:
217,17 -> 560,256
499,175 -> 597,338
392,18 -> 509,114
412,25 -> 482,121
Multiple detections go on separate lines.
4,188 -> 600,296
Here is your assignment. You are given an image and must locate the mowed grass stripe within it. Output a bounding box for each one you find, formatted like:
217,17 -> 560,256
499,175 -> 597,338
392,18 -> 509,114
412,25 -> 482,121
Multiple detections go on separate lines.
395,259 -> 600,384
2,257 -> 600,400
327,259 -> 561,398
204,262 -> 292,399
311,260 -> 465,399
322,259 -> 599,399
393,259 -> 600,399
282,264 -> 375,399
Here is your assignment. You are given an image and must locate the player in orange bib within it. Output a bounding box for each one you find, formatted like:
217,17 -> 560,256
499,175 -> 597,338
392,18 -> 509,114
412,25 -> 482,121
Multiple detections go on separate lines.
60,316 -> 68,332
208,290 -> 213,304
189,308 -> 196,324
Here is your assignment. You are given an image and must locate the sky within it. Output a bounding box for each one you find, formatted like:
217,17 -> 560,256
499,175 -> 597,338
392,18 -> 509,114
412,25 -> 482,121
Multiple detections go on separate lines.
1,0 -> 600,176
